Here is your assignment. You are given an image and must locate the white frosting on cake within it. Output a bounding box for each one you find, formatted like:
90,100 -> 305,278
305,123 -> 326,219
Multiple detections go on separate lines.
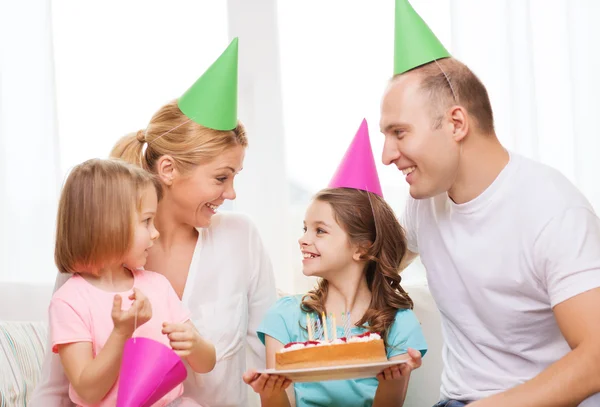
347,333 -> 381,343
279,332 -> 381,353
282,343 -> 305,352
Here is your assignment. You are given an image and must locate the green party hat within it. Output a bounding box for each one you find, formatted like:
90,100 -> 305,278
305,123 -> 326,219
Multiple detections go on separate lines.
394,0 -> 451,75
178,37 -> 238,130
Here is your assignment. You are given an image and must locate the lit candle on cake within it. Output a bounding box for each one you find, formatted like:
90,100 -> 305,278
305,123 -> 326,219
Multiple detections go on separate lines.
332,314 -> 337,340
306,313 -> 313,340
322,312 -> 329,341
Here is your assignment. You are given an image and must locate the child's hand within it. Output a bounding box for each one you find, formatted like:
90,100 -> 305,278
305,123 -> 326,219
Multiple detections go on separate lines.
162,322 -> 199,357
403,347 -> 422,370
376,348 -> 422,382
242,369 -> 292,398
111,288 -> 152,338
376,363 -> 411,382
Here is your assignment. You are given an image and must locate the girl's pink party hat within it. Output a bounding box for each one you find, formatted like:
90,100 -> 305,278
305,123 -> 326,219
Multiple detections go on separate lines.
328,119 -> 383,197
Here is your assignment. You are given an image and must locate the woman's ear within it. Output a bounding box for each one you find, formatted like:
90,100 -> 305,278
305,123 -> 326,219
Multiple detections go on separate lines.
156,155 -> 177,186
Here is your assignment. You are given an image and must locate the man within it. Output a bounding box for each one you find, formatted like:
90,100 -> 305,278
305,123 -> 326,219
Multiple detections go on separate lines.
381,1 -> 600,406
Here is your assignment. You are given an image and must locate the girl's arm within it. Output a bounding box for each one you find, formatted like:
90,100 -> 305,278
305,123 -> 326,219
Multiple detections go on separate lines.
162,321 -> 216,373
57,330 -> 130,403
372,354 -> 413,407
56,289 -> 152,404
243,335 -> 293,407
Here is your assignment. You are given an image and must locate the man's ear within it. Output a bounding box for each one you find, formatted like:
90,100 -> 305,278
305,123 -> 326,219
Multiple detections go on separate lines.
448,105 -> 469,142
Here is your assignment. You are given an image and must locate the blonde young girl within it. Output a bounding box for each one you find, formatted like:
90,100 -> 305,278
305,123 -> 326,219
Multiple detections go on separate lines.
49,159 -> 215,407
245,187 -> 427,407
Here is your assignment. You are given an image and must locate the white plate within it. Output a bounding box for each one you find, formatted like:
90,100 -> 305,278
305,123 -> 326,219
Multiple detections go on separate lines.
256,359 -> 409,383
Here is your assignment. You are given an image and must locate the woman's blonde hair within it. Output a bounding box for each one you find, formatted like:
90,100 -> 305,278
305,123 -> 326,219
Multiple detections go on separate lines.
110,100 -> 248,176
301,188 -> 413,345
54,158 -> 160,274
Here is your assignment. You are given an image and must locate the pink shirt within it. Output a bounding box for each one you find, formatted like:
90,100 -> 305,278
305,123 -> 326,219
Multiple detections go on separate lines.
49,269 -> 191,407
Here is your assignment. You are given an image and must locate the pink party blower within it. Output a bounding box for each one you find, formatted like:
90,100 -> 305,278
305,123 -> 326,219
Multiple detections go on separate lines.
116,337 -> 187,407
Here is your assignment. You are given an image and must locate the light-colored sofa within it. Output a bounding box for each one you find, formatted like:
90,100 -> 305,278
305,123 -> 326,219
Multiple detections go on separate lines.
0,282 -> 443,406
0,283 -> 53,406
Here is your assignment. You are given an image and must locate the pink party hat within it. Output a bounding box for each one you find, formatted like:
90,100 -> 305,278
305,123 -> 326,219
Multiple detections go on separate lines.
328,119 -> 383,197
116,337 -> 187,407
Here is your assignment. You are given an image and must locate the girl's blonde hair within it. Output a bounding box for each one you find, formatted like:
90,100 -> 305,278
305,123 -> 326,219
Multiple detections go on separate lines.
55,158 -> 160,274
110,100 -> 248,176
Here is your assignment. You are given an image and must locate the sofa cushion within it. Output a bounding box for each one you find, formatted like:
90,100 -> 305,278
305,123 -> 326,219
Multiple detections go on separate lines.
0,322 -> 48,406
404,283 -> 443,407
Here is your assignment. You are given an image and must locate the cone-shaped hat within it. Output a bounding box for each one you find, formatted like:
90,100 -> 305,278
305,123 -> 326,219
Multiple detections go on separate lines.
116,338 -> 187,407
394,0 -> 450,75
178,37 -> 238,130
328,119 -> 383,197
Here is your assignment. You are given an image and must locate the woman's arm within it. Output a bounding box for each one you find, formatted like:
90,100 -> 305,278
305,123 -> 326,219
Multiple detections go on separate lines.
372,354 -> 412,407
246,221 -> 278,370
29,348 -> 73,407
161,270 -> 216,373
162,320 -> 216,373
29,272 -> 72,407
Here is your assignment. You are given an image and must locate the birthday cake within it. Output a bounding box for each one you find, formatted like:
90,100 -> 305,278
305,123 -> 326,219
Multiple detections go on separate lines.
275,332 -> 387,370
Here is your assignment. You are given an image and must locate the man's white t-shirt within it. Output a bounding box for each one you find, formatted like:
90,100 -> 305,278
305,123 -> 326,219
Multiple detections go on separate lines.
402,152 -> 600,405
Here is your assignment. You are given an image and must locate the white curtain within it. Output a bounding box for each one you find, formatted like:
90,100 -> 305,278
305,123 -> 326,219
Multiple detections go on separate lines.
450,0 -> 600,208
277,0 -> 600,294
0,0 -> 60,283
1,0 -> 598,290
0,0 -> 230,283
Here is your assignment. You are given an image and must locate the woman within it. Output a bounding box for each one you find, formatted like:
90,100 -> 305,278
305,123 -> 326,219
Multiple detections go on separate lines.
30,38 -> 277,407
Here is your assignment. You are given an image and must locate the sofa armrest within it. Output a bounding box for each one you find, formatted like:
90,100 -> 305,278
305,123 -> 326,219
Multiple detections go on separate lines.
0,321 -> 48,405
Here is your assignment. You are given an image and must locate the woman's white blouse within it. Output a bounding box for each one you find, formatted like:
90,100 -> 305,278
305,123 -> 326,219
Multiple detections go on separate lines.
182,213 -> 276,406
29,212 -> 277,407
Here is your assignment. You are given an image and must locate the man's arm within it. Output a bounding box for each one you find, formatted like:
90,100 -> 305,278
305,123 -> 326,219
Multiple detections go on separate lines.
472,206 -> 600,407
399,194 -> 420,273
470,287 -> 600,407
400,249 -> 419,272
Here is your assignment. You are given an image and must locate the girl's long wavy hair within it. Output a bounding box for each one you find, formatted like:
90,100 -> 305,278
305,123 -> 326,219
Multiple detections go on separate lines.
301,188 -> 413,343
